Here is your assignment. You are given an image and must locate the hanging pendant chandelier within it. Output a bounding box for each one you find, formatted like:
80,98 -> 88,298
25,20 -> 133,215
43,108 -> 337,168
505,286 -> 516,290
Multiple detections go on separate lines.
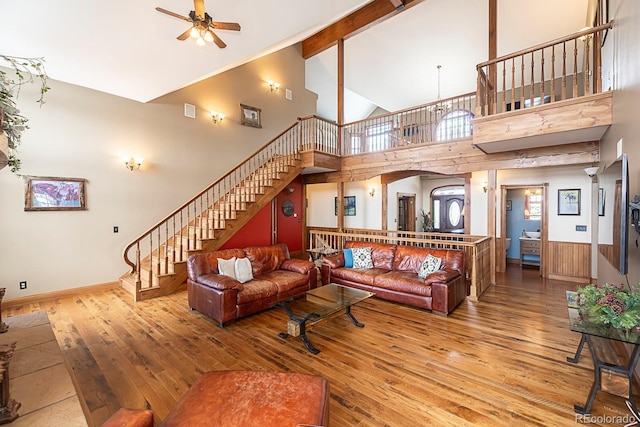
430,64 -> 452,115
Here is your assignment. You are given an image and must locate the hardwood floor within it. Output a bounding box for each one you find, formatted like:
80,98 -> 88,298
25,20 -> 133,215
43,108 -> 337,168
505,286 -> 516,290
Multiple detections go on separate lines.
4,267 -> 635,426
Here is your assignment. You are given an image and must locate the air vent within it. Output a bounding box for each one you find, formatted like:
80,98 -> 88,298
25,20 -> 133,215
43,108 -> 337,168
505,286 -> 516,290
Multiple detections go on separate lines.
184,103 -> 196,118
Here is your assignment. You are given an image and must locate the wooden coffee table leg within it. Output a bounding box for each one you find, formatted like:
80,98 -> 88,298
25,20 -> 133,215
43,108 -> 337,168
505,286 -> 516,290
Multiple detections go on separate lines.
345,305 -> 364,328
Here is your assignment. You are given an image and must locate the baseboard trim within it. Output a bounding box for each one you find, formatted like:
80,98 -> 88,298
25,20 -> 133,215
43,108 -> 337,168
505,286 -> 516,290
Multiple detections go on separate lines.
2,282 -> 120,309
547,273 -> 588,284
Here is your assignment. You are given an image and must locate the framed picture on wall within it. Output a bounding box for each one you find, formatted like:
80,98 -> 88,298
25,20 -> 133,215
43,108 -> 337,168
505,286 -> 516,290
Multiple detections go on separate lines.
240,103 -> 262,128
334,196 -> 356,216
558,189 -> 581,215
24,176 -> 87,211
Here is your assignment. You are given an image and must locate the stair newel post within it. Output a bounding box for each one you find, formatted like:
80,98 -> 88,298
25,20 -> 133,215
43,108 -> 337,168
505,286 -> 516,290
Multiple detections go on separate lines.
149,231 -> 153,289
164,221 -> 169,274
156,227 -> 161,279
171,216 -> 176,263
135,242 -> 141,292
179,211 -> 184,262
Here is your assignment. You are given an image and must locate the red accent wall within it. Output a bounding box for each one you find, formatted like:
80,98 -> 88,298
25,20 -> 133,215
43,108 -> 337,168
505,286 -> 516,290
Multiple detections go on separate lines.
219,175 -> 304,251
220,204 -> 272,249
276,175 -> 304,252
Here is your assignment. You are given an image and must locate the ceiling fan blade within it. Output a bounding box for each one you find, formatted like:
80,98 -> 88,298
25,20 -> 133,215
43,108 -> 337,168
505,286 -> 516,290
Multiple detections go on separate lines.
194,0 -> 205,19
177,28 -> 192,41
207,30 -> 227,48
210,22 -> 241,31
156,7 -> 191,22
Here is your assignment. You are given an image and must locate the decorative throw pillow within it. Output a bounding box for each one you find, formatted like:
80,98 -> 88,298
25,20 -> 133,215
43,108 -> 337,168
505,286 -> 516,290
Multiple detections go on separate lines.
418,254 -> 442,279
234,257 -> 254,284
352,247 -> 373,269
343,248 -> 354,268
218,257 -> 237,279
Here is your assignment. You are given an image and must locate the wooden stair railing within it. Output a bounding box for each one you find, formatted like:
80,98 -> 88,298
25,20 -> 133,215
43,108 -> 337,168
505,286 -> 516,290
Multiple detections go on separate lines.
121,119 -> 316,301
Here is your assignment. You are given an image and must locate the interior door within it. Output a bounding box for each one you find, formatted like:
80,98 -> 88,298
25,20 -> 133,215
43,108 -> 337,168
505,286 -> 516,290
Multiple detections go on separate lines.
397,195 -> 416,231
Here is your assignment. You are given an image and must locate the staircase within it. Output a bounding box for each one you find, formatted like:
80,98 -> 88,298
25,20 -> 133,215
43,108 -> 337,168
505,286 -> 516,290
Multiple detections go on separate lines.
120,121 -> 311,301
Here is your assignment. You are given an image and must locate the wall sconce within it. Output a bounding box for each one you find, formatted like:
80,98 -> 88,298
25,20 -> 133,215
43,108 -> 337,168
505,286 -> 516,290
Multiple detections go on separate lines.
369,187 -> 376,197
286,187 -> 294,194
211,111 -> 225,124
584,166 -> 599,178
268,80 -> 280,92
481,181 -> 488,193
124,157 -> 143,171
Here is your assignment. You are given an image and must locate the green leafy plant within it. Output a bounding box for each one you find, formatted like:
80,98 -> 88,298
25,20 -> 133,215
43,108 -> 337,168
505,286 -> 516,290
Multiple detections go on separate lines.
576,283 -> 640,329
419,208 -> 433,232
1,54 -> 50,175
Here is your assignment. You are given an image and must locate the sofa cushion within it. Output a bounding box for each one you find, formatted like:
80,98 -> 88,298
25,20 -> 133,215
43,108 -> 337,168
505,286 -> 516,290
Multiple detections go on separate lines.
244,244 -> 290,276
218,257 -> 237,279
197,274 -> 244,291
236,279 -> 279,304
330,267 -> 389,286
345,241 -> 396,270
351,247 -> 373,268
418,254 -> 442,279
374,271 -> 432,297
235,257 -> 253,284
259,270 -> 310,293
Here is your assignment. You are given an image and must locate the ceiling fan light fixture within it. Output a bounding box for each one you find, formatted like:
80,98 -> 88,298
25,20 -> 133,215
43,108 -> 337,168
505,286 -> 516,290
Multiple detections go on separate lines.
190,26 -> 199,38
196,36 -> 206,46
204,30 -> 214,43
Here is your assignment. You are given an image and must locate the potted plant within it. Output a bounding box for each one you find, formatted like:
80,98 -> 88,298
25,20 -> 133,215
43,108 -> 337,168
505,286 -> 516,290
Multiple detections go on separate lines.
1,55 -> 50,175
576,283 -> 640,330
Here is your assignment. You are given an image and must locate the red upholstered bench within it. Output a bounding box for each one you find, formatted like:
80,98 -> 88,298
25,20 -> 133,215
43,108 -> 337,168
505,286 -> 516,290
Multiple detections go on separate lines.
102,370 -> 330,427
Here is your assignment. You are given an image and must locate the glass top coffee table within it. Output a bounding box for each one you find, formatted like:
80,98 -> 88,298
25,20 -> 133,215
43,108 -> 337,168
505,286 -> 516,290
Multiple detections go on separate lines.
278,283 -> 374,354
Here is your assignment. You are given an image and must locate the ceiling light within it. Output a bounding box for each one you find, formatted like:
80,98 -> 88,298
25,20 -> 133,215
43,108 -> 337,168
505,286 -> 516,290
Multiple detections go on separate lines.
190,27 -> 199,39
429,65 -> 451,114
204,31 -> 214,43
196,36 -> 206,46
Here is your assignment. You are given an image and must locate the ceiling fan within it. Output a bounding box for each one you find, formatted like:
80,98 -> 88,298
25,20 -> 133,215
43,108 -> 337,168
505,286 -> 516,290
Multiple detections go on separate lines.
156,0 -> 241,48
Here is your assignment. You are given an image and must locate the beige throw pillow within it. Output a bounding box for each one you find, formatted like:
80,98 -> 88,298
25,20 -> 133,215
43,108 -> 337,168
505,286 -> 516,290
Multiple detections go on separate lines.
235,257 -> 254,284
218,257 -> 237,279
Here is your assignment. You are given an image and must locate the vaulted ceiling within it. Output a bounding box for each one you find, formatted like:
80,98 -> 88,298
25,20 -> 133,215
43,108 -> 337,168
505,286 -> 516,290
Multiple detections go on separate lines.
1,0 -> 589,122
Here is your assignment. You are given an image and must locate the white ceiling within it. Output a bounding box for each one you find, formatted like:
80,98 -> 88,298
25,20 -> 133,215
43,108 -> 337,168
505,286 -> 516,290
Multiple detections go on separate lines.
1,0 -> 589,121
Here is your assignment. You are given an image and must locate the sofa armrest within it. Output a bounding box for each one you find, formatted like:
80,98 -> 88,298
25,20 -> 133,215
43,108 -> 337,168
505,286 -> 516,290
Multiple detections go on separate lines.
280,258 -> 314,274
101,408 -> 153,427
423,269 -> 459,285
196,274 -> 244,291
322,253 -> 344,269
429,270 -> 467,316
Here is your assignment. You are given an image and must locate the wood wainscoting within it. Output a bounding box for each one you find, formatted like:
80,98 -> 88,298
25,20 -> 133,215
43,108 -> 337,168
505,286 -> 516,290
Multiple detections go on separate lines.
547,241 -> 591,283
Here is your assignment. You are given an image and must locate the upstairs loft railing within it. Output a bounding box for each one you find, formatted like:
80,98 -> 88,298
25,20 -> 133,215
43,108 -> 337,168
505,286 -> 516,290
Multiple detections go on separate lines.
341,92 -> 476,156
122,116 -> 331,291
476,22 -> 613,117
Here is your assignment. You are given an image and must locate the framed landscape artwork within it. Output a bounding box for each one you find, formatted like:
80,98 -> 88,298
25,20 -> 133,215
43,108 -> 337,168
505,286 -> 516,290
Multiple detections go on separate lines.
334,196 -> 356,216
24,176 -> 87,211
240,103 -> 262,128
558,189 -> 580,216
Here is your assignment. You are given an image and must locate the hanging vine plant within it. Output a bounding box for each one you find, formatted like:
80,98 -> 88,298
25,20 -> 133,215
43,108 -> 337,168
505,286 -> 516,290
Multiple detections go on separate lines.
1,55 -> 50,175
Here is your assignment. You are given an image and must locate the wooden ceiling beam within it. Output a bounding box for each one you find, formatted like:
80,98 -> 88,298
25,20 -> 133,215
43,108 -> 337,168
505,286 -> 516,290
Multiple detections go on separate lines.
302,0 -> 422,59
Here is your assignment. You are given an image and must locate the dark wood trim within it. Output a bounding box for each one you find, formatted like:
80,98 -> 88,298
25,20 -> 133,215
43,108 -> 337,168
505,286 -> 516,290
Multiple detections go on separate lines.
301,0 -> 422,58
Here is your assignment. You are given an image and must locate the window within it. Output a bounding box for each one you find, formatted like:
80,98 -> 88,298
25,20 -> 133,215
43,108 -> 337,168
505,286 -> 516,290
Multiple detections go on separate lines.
435,110 -> 473,141
524,190 -> 542,220
365,122 -> 392,152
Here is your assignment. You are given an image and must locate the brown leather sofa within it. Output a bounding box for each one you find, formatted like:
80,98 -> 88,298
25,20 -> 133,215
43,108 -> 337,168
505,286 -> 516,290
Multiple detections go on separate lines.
187,243 -> 317,326
321,241 -> 467,316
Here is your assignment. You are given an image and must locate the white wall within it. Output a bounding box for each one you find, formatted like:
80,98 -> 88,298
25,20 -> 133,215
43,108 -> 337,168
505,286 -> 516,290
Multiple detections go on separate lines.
497,166 -> 595,242
0,45 -> 317,300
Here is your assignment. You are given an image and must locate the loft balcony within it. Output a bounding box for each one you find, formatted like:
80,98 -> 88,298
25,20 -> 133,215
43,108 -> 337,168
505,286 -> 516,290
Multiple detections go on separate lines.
300,23 -> 612,180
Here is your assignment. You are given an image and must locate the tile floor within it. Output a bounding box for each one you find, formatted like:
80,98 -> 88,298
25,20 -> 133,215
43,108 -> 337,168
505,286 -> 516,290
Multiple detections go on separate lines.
0,311 -> 87,427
